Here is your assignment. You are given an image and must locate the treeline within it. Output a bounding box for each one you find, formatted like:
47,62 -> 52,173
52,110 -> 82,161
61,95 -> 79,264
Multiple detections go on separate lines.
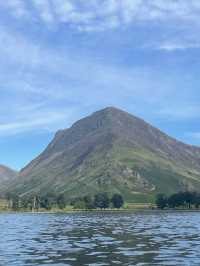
72,193 -> 124,210
6,193 -> 66,211
156,191 -> 200,209
5,192 -> 124,211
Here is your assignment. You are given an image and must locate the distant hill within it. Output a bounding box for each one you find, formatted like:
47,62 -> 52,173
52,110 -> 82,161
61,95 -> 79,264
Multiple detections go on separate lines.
4,107 -> 200,202
0,165 -> 18,193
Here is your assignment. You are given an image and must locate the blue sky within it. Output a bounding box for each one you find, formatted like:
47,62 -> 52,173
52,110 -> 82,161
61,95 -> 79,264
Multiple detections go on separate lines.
1,0 -> 200,170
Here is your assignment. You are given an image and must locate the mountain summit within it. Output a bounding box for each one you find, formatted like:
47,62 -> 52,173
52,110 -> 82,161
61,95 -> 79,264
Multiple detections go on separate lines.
5,107 -> 200,202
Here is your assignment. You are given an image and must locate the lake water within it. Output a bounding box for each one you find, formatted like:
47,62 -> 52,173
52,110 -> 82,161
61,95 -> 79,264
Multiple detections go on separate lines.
1,211 -> 200,265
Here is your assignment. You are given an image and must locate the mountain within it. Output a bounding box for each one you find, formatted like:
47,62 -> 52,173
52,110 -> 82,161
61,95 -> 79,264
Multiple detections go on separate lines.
0,165 -> 18,192
4,107 -> 200,202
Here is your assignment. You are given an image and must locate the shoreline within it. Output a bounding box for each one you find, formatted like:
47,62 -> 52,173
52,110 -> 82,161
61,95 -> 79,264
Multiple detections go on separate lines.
1,207 -> 200,214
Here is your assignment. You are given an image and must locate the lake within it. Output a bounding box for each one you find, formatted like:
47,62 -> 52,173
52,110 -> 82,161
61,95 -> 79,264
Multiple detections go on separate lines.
0,211 -> 200,265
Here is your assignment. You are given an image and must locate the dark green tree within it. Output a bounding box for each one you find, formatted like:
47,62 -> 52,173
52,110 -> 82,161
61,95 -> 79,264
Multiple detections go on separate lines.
111,194 -> 124,209
156,194 -> 168,209
168,192 -> 185,208
83,196 -> 94,209
182,191 -> 194,209
94,193 -> 110,209
40,193 -> 56,210
159,191 -> 199,209
57,194 -> 67,209
194,193 -> 200,209
168,194 -> 179,208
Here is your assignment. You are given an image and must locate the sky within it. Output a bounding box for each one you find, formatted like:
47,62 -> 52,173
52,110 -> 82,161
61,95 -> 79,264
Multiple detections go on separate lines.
1,0 -> 200,170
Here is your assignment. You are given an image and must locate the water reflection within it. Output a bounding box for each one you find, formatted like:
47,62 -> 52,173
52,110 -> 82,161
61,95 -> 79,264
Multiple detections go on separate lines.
1,211 -> 200,265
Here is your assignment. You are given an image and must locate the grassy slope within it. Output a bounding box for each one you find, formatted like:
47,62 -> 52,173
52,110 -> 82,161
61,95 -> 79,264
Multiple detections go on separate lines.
110,143 -> 200,202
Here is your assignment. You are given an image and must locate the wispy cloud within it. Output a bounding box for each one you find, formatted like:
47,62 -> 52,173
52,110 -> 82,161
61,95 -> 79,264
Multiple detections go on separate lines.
156,38 -> 200,51
0,112 -> 64,136
0,1 -> 200,31
1,0 -> 200,53
47,1 -> 200,31
0,103 -> 80,136
158,43 -> 199,52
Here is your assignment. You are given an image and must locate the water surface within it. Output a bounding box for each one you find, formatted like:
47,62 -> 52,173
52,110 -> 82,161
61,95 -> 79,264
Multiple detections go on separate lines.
1,211 -> 200,265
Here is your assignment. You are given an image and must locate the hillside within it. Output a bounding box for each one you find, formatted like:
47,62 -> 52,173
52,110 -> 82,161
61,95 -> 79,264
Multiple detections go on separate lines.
4,107 -> 200,202
0,165 -> 18,193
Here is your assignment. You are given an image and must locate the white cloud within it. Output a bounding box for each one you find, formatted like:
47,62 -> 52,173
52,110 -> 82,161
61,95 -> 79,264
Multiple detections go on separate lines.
0,105 -> 79,136
32,0 -> 55,24
1,0 -> 200,31
1,1 -> 200,52
0,1 -> 198,53
157,42 -> 200,51
0,113 -> 61,135
39,1 -> 200,30
0,0 -> 28,18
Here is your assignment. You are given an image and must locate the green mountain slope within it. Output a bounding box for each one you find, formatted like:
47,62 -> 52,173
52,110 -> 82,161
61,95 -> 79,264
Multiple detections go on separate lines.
4,107 -> 200,202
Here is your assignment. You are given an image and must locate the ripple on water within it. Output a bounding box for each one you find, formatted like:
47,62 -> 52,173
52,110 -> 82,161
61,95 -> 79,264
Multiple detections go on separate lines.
1,211 -> 200,265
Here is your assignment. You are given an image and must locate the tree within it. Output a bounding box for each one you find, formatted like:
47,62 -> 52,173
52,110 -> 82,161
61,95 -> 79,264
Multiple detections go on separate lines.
57,194 -> 67,209
5,193 -> 21,211
40,193 -> 56,210
168,192 -> 185,208
83,196 -> 94,209
20,197 -> 31,209
157,191 -> 200,209
12,195 -> 20,211
30,195 -> 41,211
194,193 -> 200,209
156,194 -> 168,209
111,194 -> 124,209
182,191 -> 195,209
5,192 -> 14,209
94,193 -> 110,209
73,198 -> 86,209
